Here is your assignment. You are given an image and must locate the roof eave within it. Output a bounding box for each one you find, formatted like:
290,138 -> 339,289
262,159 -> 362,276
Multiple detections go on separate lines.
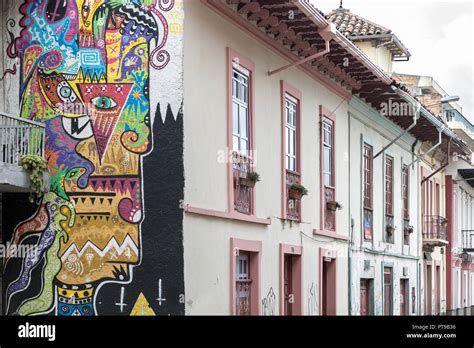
348,33 -> 411,60
295,0 -> 393,85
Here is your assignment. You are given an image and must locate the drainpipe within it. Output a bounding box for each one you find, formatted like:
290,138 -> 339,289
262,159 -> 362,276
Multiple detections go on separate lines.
268,23 -> 336,76
421,139 -> 451,185
348,111 -> 352,316
411,139 -> 424,315
408,126 -> 445,168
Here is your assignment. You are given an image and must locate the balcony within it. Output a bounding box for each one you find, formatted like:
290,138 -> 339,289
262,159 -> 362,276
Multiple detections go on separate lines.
233,152 -> 253,215
0,113 -> 49,192
286,170 -> 301,221
324,186 -> 336,230
446,111 -> 474,148
462,230 -> 474,253
422,215 -> 448,250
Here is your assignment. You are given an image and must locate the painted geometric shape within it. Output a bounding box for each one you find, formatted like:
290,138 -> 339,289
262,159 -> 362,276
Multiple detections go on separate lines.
79,48 -> 106,79
130,293 -> 156,316
78,83 -> 133,161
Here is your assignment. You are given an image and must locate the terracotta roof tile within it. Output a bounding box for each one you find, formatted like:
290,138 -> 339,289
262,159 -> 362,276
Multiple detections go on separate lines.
326,8 -> 391,38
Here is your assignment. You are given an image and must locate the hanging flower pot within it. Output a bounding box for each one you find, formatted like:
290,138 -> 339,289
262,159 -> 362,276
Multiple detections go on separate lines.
288,183 -> 308,200
240,172 -> 260,188
326,201 -> 343,211
386,225 -> 395,234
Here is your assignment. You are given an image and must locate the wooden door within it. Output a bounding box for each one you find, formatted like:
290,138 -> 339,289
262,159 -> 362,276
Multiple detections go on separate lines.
426,264 -> 432,315
436,266 -> 441,314
400,280 -> 407,315
322,261 -> 328,315
283,255 -> 293,315
384,267 -> 392,315
360,279 -> 369,316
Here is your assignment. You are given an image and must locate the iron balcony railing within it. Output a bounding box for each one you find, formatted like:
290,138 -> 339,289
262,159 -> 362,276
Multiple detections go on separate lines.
462,230 -> 474,252
0,113 -> 45,166
232,152 -> 254,215
286,170 -> 301,221
422,215 -> 448,241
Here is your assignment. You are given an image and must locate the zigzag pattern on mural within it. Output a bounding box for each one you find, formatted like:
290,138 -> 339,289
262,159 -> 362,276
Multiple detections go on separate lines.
61,235 -> 139,262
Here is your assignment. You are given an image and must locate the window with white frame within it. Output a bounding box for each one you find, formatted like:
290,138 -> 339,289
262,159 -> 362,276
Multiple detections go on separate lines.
285,95 -> 298,172
232,67 -> 250,156
323,121 -> 333,187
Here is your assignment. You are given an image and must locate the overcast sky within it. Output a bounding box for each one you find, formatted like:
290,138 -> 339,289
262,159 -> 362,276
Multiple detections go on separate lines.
312,0 -> 474,120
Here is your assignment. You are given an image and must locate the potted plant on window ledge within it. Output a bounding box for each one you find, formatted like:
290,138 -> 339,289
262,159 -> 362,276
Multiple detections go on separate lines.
240,172 -> 260,188
326,201 -> 343,211
404,225 -> 414,235
288,183 -> 308,200
386,225 -> 396,235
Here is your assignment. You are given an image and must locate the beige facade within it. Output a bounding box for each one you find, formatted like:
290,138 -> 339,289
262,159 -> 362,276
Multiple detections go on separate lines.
419,153 -> 448,315
183,0 -> 350,315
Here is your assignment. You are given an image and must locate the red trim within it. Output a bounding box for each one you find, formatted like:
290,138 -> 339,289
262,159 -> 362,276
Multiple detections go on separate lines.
319,248 -> 337,315
281,81 -> 302,219
319,105 -> 337,233
446,175 -> 453,310
185,205 -> 271,225
226,47 -> 256,214
279,244 -> 303,315
230,238 -> 262,315
202,0 -> 352,100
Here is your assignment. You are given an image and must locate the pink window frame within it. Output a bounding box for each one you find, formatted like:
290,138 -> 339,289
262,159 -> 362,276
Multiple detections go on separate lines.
279,243 -> 303,315
385,155 -> 394,216
227,47 -> 256,214
230,238 -> 261,315
281,81 -> 303,219
319,248 -> 337,315
363,143 -> 373,210
319,105 -> 337,232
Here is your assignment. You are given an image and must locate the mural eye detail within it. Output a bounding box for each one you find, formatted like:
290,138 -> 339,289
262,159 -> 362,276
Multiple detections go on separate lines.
91,96 -> 117,110
59,85 -> 72,98
45,0 -> 68,23
82,2 -> 91,22
57,81 -> 77,103
62,115 -> 93,140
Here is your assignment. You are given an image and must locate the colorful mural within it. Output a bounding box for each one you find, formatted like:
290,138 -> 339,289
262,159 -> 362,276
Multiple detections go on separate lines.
3,0 -> 184,316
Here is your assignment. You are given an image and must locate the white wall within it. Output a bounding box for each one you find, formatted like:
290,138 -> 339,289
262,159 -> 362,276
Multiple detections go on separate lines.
347,97 -> 421,315
445,161 -> 474,309
354,41 -> 393,73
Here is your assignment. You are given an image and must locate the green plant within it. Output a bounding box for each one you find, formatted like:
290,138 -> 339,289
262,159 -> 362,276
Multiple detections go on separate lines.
290,183 -> 308,196
240,171 -> 260,188
19,154 -> 48,203
327,200 -> 343,211
247,172 -> 260,182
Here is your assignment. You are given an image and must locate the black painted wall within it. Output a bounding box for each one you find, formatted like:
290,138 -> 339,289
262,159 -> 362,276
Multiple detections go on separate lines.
95,104 -> 185,315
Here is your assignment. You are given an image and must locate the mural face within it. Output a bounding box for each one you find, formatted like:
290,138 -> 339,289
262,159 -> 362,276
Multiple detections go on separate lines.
4,0 -> 177,316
